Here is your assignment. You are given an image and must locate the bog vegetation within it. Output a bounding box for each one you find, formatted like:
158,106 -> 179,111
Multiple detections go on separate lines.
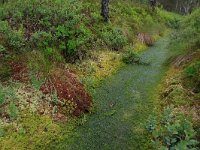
146,8 -> 200,149
0,0 -> 199,149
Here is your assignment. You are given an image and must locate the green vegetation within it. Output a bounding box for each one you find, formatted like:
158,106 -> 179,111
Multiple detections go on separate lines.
169,8 -> 200,56
122,48 -> 141,64
0,112 -> 76,150
184,59 -> 200,91
146,107 -> 198,149
167,8 -> 200,107
0,0 -> 91,62
0,0 -> 175,81
51,37 -> 173,149
0,0 -> 199,149
146,7 -> 200,150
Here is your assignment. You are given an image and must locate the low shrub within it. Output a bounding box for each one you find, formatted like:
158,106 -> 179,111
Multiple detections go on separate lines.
184,59 -> 200,93
122,48 -> 140,64
0,62 -> 11,81
0,21 -> 24,52
0,0 -> 92,62
101,27 -> 127,50
0,85 -> 20,121
0,127 -> 5,138
158,9 -> 182,29
185,60 -> 200,78
8,102 -> 18,120
169,8 -> 200,56
146,106 -> 199,149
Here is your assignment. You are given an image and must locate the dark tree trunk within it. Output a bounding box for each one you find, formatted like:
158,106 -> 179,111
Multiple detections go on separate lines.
150,0 -> 157,11
101,0 -> 109,22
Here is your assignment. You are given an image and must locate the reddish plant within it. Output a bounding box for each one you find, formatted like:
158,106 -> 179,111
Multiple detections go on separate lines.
9,61 -> 29,82
40,68 -> 92,117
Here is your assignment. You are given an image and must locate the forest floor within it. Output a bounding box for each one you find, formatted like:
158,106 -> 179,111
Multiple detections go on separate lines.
53,37 -> 171,150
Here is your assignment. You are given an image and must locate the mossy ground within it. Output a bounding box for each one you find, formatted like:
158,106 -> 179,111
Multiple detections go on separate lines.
0,112 -> 77,150
0,36 -> 171,150
45,37 -> 171,150
0,0 -> 183,149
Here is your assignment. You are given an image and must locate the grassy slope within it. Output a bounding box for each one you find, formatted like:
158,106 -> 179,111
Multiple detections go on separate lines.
161,8 -> 200,126
148,8 -> 200,149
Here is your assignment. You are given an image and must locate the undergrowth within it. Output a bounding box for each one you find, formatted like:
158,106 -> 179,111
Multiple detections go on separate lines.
0,0 -> 181,149
146,106 -> 198,150
146,8 -> 200,149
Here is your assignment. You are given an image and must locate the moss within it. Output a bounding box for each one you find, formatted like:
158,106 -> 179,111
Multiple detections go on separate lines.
68,49 -> 125,92
93,51 -> 124,80
134,42 -> 148,53
0,112 -> 76,150
160,68 -> 189,105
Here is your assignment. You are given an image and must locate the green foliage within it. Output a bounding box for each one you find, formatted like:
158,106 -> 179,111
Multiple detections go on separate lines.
145,115 -> 157,132
178,9 -> 200,48
0,21 -> 24,51
0,85 -> 5,105
184,59 -> 200,92
77,114 -> 87,126
122,48 -> 140,64
169,8 -> 200,56
30,74 -> 45,91
0,85 -> 15,106
0,40 -> 12,81
27,51 -> 53,76
8,102 -> 18,120
0,44 -> 6,52
0,0 -> 171,63
0,0 -> 177,149
101,27 -> 127,50
31,32 -> 53,52
158,9 -> 182,29
0,0 -> 92,61
169,8 -> 200,94
182,9 -> 200,32
0,62 -> 11,81
0,86 -> 19,120
0,127 -> 5,138
146,107 -> 199,149
184,60 -> 200,78
168,18 -> 180,29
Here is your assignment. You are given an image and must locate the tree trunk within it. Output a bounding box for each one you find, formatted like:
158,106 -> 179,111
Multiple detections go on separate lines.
176,0 -> 179,10
150,0 -> 157,11
101,0 -> 109,22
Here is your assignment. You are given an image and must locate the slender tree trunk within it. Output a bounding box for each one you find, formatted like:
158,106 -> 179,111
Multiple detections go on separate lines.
101,0 -> 109,22
150,0 -> 157,11
176,0 -> 179,10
